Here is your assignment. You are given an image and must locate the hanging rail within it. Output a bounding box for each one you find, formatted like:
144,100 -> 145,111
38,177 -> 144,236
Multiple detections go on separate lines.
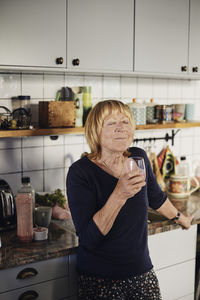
134,129 -> 180,146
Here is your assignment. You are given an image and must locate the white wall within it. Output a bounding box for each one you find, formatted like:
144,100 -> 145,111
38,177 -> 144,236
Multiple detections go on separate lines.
0,73 -> 200,195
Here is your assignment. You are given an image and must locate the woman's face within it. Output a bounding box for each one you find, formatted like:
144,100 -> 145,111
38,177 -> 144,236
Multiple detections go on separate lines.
100,112 -> 133,154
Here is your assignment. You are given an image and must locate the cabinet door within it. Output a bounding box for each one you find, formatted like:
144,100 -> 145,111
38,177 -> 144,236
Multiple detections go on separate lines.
0,0 -> 66,68
189,0 -> 200,75
0,277 -> 69,300
134,0 -> 189,74
148,225 -> 197,270
67,0 -> 133,71
155,260 -> 195,300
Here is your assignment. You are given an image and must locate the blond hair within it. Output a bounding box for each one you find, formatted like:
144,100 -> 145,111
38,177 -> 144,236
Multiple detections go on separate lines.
84,100 -> 135,159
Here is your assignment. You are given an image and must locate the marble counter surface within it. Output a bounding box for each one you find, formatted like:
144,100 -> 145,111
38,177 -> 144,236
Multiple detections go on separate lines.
0,191 -> 200,271
0,219 -> 78,271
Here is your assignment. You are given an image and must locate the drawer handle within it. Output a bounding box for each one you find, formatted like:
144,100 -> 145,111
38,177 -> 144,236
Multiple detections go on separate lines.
18,290 -> 39,300
16,268 -> 38,280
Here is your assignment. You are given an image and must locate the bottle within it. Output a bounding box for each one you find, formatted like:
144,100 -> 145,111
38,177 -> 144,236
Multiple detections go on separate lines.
82,86 -> 92,126
17,177 -> 35,225
176,156 -> 190,177
15,185 -> 33,242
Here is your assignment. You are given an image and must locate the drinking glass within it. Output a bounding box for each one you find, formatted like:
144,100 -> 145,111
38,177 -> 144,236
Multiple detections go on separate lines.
126,156 -> 146,178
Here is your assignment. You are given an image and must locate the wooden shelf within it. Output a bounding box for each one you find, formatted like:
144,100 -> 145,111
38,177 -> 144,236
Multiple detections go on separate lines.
0,121 -> 200,138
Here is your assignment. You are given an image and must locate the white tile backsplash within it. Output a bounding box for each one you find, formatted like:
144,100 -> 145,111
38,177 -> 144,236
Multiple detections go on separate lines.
0,72 -> 200,193
44,145 -> 64,169
0,148 -> 21,173
23,147 -> 43,171
44,168 -> 64,192
22,136 -> 43,148
44,74 -> 65,99
137,77 -> 153,99
0,74 -> 21,99
103,76 -> 120,98
0,137 -> 21,149
22,74 -> 43,99
121,77 -> 137,98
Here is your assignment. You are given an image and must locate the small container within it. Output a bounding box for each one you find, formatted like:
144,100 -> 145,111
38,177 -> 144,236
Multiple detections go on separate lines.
146,98 -> 156,124
128,98 -> 146,125
33,227 -> 48,241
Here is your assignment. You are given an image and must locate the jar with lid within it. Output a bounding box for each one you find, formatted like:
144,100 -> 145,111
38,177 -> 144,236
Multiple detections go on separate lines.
18,95 -> 31,114
128,98 -> 146,125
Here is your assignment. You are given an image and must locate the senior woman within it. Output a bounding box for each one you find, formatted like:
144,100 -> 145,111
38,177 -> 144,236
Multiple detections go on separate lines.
67,100 -> 193,300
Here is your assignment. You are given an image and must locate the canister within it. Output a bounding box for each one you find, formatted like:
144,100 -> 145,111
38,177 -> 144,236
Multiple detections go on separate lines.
128,99 -> 146,125
146,98 -> 156,124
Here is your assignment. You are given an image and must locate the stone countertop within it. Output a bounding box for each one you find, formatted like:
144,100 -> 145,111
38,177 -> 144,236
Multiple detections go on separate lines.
148,191 -> 200,235
0,219 -> 78,271
0,192 -> 200,271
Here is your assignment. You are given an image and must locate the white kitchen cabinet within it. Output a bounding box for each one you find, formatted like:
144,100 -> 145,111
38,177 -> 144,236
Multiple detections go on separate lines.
0,0 -> 66,68
67,0 -> 134,72
148,225 -> 197,300
0,256 -> 77,300
189,0 -> 200,75
134,0 -> 189,75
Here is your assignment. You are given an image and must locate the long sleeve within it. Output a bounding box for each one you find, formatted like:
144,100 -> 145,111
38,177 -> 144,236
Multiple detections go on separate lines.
67,163 -> 105,250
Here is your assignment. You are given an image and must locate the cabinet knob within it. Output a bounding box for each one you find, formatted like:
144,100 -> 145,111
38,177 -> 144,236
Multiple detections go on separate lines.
192,66 -> 198,72
181,66 -> 188,72
16,267 -> 38,280
56,57 -> 64,65
72,58 -> 80,66
18,290 -> 39,300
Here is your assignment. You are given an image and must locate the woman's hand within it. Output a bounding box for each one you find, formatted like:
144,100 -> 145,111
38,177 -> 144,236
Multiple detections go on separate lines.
177,214 -> 194,230
114,168 -> 146,204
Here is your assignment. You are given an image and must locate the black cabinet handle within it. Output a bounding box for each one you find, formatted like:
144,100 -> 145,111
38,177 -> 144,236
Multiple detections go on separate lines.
18,290 -> 39,300
72,58 -> 80,66
16,268 -> 38,280
181,65 -> 188,72
192,66 -> 198,72
56,57 -> 64,64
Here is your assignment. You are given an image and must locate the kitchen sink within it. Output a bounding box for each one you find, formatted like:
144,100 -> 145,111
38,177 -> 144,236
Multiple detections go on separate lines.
148,208 -> 168,223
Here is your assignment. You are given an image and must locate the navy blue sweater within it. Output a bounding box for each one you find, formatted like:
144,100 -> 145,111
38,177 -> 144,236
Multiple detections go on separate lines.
67,147 -> 167,279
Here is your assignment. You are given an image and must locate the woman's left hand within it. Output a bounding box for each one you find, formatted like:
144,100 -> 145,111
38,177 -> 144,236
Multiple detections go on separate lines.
176,214 -> 194,230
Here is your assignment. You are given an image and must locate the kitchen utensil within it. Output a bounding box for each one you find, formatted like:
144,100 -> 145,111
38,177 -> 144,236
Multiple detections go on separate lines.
0,179 -> 16,231
166,174 -> 199,199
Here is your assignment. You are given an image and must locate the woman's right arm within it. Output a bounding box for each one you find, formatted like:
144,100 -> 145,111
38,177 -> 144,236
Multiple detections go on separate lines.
93,170 -> 145,235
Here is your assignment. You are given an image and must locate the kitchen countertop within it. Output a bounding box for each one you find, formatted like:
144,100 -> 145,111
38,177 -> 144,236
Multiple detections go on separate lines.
0,191 -> 200,271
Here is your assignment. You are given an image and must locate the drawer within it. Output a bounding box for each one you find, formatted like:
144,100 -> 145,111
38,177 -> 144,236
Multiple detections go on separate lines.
156,259 -> 195,300
0,276 -> 69,300
148,225 -> 197,270
0,256 -> 69,293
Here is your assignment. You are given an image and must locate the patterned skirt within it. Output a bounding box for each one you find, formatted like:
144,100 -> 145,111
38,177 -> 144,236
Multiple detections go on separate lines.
78,269 -> 162,300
